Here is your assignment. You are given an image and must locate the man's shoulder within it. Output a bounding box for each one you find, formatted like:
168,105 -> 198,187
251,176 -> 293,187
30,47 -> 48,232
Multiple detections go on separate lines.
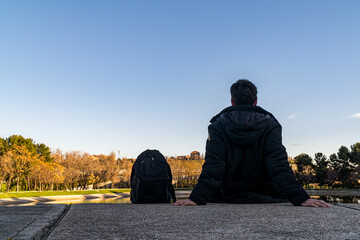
209,106 -> 280,126
208,119 -> 224,133
210,105 -> 278,121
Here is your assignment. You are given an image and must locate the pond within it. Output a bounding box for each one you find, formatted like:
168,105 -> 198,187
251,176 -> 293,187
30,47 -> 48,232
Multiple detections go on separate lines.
314,195 -> 360,204
42,195 -> 360,204
51,197 -> 132,204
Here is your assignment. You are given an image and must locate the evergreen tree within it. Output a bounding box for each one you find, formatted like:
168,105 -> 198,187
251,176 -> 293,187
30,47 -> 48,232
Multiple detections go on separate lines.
350,142 -> 360,166
349,142 -> 360,187
313,153 -> 328,187
329,146 -> 355,188
0,135 -> 52,162
294,153 -> 314,187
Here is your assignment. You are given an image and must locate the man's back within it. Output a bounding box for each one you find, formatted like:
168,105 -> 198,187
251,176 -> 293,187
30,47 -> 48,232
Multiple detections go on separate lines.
189,105 -> 309,205
173,79 -> 329,208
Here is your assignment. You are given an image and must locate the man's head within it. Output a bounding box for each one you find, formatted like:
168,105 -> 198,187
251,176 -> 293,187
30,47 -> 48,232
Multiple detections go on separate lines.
230,79 -> 257,106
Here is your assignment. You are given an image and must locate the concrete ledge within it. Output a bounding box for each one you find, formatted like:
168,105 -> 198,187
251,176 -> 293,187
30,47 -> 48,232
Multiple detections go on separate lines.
47,203 -> 360,240
14,205 -> 68,240
335,203 -> 360,211
0,204 -> 67,240
1,202 -> 360,240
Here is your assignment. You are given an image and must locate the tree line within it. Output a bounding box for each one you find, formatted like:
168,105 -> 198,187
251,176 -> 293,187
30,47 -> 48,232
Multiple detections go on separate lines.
293,143 -> 360,188
0,135 -> 203,192
1,135 -> 359,192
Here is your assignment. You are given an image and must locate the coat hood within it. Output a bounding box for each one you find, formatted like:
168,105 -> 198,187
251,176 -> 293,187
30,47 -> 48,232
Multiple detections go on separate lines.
210,105 -> 277,145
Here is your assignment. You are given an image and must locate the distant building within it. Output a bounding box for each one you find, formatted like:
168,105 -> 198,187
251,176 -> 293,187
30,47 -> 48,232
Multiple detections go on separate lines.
190,151 -> 200,160
174,151 -> 203,160
166,156 -> 176,161
176,156 -> 187,160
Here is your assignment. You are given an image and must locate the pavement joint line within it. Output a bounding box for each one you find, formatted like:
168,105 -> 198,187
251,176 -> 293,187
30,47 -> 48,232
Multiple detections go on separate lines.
42,204 -> 71,240
332,203 -> 360,212
10,204 -> 69,240
9,211 -> 41,240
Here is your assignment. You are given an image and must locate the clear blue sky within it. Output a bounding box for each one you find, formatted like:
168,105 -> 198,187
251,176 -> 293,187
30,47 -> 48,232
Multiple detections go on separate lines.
1,1 -> 359,158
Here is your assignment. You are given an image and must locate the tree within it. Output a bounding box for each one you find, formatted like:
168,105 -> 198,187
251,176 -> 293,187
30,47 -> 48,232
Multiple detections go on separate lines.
168,159 -> 204,188
294,153 -> 314,187
0,137 -> 5,156
350,142 -> 360,166
45,162 -> 65,191
294,153 -> 313,172
0,135 -> 52,162
1,135 -> 37,155
168,158 -> 182,188
76,153 -> 98,189
118,158 -> 134,188
37,143 -> 53,162
0,152 -> 14,191
1,145 -> 36,192
30,161 -> 48,191
329,146 -> 355,188
62,151 -> 97,190
324,169 -> 338,188
60,152 -> 80,190
98,152 -> 120,188
349,142 -> 360,187
313,153 -> 328,187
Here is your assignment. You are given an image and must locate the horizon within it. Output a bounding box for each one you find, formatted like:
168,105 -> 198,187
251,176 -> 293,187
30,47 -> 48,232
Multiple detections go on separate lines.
1,133 -> 358,160
1,1 -> 359,159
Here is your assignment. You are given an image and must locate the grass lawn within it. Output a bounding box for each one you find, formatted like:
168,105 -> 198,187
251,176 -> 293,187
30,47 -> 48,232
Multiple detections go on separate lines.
0,189 -> 131,199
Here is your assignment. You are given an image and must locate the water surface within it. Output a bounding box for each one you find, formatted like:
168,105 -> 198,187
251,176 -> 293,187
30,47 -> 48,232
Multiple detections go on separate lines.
49,195 -> 360,204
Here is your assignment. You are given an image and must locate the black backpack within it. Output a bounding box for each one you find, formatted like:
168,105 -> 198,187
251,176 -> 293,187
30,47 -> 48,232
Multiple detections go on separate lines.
130,149 -> 176,203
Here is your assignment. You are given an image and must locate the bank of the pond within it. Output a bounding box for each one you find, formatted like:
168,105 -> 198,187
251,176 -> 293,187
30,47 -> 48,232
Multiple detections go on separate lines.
0,190 -> 192,206
306,189 -> 360,196
1,189 -> 359,206
307,189 -> 360,204
0,189 -> 131,199
1,188 -> 358,199
0,192 -> 131,206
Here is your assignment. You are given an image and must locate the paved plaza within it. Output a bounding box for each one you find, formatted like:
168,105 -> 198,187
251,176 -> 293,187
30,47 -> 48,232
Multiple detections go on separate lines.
1,201 -> 360,240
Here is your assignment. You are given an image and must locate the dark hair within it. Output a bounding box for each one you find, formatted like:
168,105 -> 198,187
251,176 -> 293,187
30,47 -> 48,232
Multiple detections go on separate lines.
230,79 -> 257,105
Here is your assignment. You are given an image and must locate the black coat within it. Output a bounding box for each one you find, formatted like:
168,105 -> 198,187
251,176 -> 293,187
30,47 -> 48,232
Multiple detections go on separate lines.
189,105 -> 309,206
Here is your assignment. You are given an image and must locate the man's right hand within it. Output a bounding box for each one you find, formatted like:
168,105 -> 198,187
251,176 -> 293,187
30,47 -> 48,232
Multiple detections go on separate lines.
300,198 -> 331,207
172,199 -> 197,206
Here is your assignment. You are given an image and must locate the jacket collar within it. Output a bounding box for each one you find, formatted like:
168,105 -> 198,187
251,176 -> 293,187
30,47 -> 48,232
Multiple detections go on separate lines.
210,105 -> 276,123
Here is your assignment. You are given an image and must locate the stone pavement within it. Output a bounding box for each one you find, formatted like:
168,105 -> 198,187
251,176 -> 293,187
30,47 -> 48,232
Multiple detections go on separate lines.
0,204 -> 68,240
46,203 -> 360,240
1,202 -> 360,239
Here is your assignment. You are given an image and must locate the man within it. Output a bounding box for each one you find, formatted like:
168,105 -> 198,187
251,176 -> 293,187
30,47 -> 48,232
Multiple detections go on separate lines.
173,79 -> 330,207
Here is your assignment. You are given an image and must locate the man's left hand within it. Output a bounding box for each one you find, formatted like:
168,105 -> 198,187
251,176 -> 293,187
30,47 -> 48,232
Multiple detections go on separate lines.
172,199 -> 197,206
300,198 -> 331,207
